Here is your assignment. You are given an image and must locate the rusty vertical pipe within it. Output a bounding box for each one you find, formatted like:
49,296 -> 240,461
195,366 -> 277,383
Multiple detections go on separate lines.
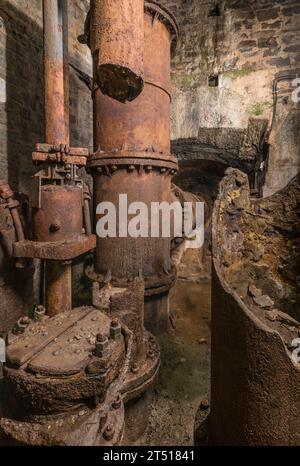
42,0 -> 72,315
43,0 -> 69,145
45,261 -> 72,317
87,2 -> 180,333
90,0 -> 144,103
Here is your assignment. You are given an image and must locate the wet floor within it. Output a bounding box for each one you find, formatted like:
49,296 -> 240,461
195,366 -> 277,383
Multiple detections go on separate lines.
138,251 -> 211,446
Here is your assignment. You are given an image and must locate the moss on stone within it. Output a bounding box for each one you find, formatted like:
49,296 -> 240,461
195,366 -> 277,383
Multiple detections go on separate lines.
179,74 -> 198,91
250,101 -> 272,116
226,68 -> 255,79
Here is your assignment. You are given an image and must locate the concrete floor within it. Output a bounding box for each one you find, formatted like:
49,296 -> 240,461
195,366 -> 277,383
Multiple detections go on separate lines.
138,250 -> 211,446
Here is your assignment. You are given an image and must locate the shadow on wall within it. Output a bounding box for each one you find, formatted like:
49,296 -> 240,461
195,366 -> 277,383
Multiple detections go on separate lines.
0,1 -> 44,334
1,0 -> 44,194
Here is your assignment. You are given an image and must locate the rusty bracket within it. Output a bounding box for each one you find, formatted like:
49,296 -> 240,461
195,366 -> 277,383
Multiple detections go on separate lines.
13,235 -> 96,261
33,143 -> 89,167
31,145 -> 89,209
0,181 -> 26,268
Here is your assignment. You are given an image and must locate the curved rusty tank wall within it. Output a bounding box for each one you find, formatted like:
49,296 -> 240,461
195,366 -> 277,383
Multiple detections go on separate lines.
208,169 -> 300,446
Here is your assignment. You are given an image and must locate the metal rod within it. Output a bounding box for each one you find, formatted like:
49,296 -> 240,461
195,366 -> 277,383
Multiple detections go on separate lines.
43,0 -> 69,145
43,0 -> 72,315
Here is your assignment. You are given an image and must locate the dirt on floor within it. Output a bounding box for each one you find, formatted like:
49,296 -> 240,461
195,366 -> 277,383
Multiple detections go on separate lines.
138,249 -> 212,446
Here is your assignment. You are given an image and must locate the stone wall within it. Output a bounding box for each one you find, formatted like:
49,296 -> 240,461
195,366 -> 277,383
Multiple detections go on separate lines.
162,0 -> 300,195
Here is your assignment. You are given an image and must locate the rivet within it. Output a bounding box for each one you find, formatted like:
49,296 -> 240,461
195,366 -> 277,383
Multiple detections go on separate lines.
49,223 -> 61,233
112,395 -> 122,410
200,399 -> 209,411
131,363 -> 139,375
103,425 -> 115,441
147,350 -> 156,360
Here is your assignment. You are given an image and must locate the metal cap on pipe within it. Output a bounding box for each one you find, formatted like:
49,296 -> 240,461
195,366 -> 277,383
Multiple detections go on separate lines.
90,0 -> 145,103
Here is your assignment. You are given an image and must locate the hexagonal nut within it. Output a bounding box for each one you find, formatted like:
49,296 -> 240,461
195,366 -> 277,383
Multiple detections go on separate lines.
95,336 -> 109,358
110,321 -> 121,340
34,305 -> 46,322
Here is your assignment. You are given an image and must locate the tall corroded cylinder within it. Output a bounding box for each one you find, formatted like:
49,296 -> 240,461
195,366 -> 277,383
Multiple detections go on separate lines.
88,2 -> 179,332
90,0 -> 144,102
93,3 -> 178,153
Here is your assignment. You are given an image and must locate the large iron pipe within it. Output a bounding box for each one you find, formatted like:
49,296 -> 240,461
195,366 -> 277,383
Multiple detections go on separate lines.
89,2 -> 179,333
90,0 -> 144,103
93,7 -> 177,154
42,0 -> 72,315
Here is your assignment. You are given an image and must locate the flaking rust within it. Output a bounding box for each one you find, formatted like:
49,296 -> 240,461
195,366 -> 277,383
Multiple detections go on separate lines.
87,1 -> 180,333
90,0 -> 145,103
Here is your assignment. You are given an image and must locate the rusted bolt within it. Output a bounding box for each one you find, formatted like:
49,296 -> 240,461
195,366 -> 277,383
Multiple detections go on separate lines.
78,33 -> 88,45
110,321 -> 121,340
171,170 -> 175,175
147,350 -> 156,360
175,190 -> 180,197
96,333 -> 106,342
14,316 -> 30,335
160,168 -> 167,173
34,305 -> 46,322
111,165 -> 118,172
49,222 -> 61,233
20,316 -> 30,325
112,395 -> 122,410
95,334 -> 109,358
103,425 -> 115,441
200,399 -> 210,411
131,363 -> 139,375
66,173 -> 71,180
128,165 -> 135,172
145,165 -> 153,172
65,163 -> 71,170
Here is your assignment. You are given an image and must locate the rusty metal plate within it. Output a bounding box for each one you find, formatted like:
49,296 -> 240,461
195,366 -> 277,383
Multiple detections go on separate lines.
13,235 -> 96,261
6,308 -> 91,367
27,309 -> 123,377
